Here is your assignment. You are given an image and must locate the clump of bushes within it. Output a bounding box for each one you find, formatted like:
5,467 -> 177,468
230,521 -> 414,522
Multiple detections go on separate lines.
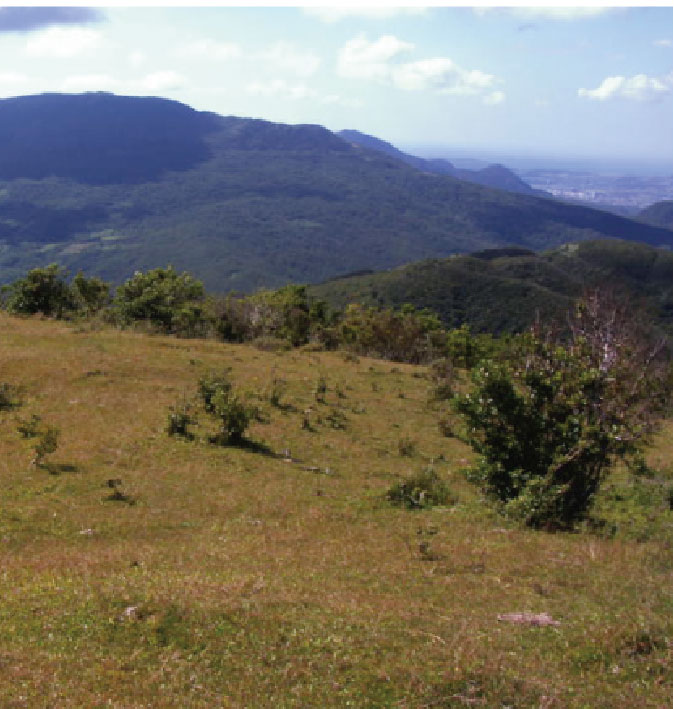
2,264 -> 110,319
387,467 -> 454,509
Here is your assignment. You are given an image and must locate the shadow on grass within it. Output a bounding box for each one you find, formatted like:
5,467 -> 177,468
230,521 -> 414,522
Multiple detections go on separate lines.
41,462 -> 80,475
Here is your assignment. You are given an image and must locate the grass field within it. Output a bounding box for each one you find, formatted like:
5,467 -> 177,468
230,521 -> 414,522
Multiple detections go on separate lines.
0,312 -> 671,707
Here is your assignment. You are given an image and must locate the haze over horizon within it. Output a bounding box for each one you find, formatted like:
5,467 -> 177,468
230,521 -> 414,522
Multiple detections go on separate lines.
0,5 -> 671,174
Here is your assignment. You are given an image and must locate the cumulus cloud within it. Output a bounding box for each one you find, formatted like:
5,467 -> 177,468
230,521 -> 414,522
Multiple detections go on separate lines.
578,73 -> 672,101
0,7 -> 103,33
176,38 -> 241,61
258,42 -> 321,78
337,35 -> 414,81
304,7 -> 426,23
24,27 -> 105,58
337,35 -> 504,104
61,70 -> 185,94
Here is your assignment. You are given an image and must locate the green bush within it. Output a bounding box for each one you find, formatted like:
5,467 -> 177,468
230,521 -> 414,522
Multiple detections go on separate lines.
3,264 -> 75,318
452,292 -> 670,529
387,467 -> 453,509
113,266 -> 206,334
197,371 -> 250,445
166,398 -> 196,440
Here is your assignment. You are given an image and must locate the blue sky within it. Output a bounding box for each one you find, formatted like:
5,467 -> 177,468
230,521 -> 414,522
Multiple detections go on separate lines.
0,5 -> 671,170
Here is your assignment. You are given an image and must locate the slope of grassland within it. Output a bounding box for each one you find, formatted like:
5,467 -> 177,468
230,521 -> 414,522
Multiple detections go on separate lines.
0,313 -> 671,707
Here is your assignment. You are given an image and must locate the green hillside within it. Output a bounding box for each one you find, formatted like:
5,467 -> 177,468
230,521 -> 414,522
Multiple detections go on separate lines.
310,240 -> 673,334
0,312 -> 671,706
0,93 -> 669,293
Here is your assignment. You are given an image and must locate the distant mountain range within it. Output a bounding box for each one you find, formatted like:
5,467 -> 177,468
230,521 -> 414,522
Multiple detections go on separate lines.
309,239 -> 672,334
338,129 -> 548,197
0,92 -> 669,292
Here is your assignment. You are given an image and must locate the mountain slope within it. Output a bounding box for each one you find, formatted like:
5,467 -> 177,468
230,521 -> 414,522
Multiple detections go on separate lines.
0,93 -> 669,293
637,200 -> 673,229
309,239 -> 672,334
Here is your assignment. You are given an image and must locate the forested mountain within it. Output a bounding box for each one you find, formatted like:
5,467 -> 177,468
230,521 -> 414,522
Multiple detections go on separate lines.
309,239 -> 672,334
338,129 -> 547,196
0,92 -> 669,293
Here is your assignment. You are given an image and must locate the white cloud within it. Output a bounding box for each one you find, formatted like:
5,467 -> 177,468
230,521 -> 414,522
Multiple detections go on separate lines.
337,35 -> 414,81
579,73 -> 672,101
61,70 -> 186,94
24,26 -> 104,57
391,58 -> 496,96
246,79 -> 315,100
476,7 -> 611,21
304,7 -> 426,23
140,71 -> 184,92
484,90 -> 506,106
128,50 -> 146,69
177,38 -> 241,61
258,41 -> 321,78
0,71 -> 27,85
654,38 -> 673,48
337,34 -> 504,104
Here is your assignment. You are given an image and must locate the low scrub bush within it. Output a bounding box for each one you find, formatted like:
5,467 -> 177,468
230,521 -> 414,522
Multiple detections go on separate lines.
387,467 -> 454,509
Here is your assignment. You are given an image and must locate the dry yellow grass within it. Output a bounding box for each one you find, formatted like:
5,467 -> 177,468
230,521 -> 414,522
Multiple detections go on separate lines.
0,312 -> 671,707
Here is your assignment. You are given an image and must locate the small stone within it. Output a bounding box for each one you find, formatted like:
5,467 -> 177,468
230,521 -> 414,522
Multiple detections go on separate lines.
497,612 -> 561,627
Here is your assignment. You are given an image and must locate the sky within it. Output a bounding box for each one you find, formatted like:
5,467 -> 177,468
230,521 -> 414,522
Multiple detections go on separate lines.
0,4 -> 672,172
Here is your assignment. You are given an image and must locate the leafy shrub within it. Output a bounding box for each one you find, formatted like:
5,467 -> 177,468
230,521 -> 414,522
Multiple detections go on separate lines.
197,371 -> 232,414
166,398 -> 196,439
208,390 -> 251,445
387,467 -> 453,509
197,371 -> 250,445
113,266 -> 206,334
3,264 -> 75,318
452,291 -> 671,529
70,271 -> 111,316
337,303 -> 446,363
17,415 -> 59,468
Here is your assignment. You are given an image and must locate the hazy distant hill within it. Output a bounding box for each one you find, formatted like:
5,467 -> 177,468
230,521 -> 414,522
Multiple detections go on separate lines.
0,92 -> 669,292
338,129 -> 547,196
310,239 -> 672,334
637,200 -> 673,229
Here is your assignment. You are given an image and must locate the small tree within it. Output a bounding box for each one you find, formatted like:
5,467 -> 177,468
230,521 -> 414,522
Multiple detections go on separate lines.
452,290 -> 670,528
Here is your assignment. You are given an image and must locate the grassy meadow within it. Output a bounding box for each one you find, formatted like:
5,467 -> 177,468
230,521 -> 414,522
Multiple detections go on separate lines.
0,312 -> 671,707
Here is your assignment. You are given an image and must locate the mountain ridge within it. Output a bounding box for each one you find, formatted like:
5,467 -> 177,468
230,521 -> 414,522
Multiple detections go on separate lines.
0,92 -> 669,293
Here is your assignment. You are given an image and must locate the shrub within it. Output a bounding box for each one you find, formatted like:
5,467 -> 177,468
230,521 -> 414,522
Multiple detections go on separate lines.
113,266 -> 206,334
387,467 -> 453,509
452,291 -> 671,529
166,398 -> 196,440
3,264 -> 74,318
0,382 -> 20,411
197,371 -> 250,445
70,271 -> 111,317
